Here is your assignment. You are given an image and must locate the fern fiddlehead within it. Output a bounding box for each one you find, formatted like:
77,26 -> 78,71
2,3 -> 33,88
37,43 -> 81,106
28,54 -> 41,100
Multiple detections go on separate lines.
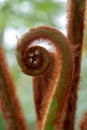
16,26 -> 73,130
0,0 -> 86,129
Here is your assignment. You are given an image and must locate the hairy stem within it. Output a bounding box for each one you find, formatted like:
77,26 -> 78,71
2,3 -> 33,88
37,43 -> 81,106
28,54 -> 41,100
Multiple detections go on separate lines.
79,112 -> 87,130
16,26 -> 73,130
63,0 -> 86,130
0,45 -> 28,130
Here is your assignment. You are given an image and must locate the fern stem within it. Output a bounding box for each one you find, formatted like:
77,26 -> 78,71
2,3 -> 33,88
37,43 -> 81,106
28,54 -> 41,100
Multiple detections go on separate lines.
0,45 -> 28,130
63,0 -> 86,130
79,112 -> 87,130
16,26 -> 73,130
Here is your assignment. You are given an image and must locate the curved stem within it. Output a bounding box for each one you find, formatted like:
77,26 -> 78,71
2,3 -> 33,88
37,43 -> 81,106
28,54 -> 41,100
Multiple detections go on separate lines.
16,26 -> 73,130
63,0 -> 86,130
0,45 -> 28,130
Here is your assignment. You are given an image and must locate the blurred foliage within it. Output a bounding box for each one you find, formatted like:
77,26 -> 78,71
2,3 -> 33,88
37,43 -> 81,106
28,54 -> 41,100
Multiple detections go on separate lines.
84,7 -> 87,51
0,0 -> 87,130
0,0 -> 66,33
0,112 -> 6,130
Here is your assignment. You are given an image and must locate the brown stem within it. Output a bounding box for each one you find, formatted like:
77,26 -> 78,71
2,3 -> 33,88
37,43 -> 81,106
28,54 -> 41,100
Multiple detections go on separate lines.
79,112 -> 87,130
16,26 -> 73,130
63,0 -> 86,130
0,45 -> 28,130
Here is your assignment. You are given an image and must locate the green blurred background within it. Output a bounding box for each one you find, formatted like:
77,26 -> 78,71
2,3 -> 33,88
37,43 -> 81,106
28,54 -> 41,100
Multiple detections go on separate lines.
0,0 -> 87,130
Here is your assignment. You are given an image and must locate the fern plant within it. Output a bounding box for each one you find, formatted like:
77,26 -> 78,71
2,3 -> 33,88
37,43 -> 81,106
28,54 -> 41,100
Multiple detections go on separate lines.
0,0 -> 86,130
